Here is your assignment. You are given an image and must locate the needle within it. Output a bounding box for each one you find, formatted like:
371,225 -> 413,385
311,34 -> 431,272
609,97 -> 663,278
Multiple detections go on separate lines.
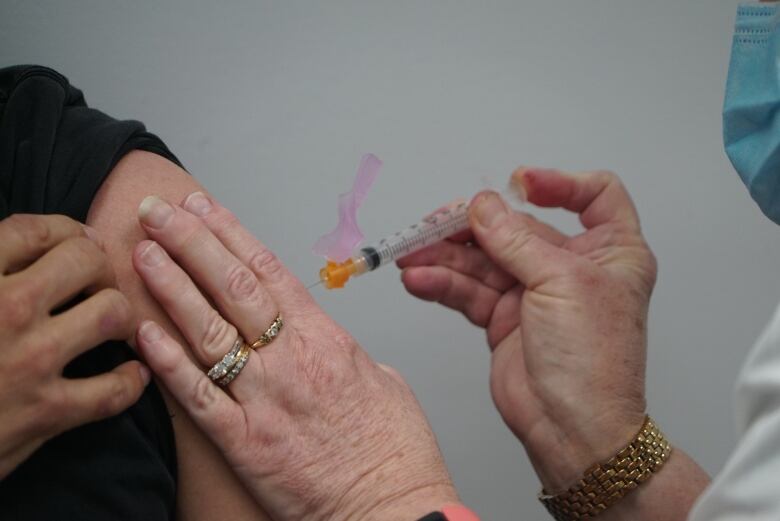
306,280 -> 323,290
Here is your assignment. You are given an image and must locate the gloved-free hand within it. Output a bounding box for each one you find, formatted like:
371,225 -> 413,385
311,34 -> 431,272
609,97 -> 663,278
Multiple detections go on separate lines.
0,214 -> 148,479
134,192 -> 459,521
399,168 -> 656,492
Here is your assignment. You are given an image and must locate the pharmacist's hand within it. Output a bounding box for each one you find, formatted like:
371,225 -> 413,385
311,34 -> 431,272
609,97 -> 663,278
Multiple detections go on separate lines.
399,168 -> 656,491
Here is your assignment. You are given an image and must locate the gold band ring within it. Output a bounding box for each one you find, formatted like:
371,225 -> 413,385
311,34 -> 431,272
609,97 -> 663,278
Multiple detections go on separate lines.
250,313 -> 284,350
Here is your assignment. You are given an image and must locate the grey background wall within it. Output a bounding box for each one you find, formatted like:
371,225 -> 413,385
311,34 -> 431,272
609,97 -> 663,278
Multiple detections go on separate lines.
2,1 -> 776,519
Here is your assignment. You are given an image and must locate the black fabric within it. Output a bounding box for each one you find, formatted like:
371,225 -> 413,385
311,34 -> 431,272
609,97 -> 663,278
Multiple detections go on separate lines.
417,513 -> 447,521
0,65 -> 180,520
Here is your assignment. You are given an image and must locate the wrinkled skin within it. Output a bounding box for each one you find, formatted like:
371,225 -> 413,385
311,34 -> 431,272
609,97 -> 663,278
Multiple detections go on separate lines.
399,168 -> 656,490
134,192 -> 459,521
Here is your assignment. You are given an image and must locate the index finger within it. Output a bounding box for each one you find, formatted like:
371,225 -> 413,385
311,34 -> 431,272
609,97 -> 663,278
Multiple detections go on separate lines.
179,192 -> 320,320
0,214 -> 90,274
512,168 -> 640,231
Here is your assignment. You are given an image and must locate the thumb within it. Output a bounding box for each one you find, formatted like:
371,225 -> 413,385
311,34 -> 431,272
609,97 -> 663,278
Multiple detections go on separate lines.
469,191 -> 574,288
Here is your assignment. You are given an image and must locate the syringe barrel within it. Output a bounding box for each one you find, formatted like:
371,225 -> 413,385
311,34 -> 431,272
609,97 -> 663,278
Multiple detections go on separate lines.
359,201 -> 470,270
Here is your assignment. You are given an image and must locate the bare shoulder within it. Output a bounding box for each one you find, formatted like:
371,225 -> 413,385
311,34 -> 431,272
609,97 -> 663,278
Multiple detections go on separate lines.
87,150 -> 270,520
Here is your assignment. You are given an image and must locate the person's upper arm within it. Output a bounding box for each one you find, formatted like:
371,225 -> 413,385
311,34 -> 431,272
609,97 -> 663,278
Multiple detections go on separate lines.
86,150 -> 270,521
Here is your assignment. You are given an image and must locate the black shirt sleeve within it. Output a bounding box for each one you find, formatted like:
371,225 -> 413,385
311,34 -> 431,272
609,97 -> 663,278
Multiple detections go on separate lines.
0,64 -> 181,219
0,65 -> 178,521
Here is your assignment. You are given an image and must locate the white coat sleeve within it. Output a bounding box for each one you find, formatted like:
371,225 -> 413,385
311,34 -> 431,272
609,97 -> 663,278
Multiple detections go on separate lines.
688,302 -> 780,520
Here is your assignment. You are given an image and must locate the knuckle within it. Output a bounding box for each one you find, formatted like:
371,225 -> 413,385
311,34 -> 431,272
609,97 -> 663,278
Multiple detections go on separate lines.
3,214 -> 52,249
646,247 -> 658,277
499,224 -> 534,258
95,289 -> 135,337
638,242 -> 658,287
248,248 -> 283,278
607,219 -> 632,236
225,264 -> 262,303
211,206 -> 241,229
56,237 -> 109,284
189,375 -> 220,412
594,169 -> 619,184
95,378 -> 132,418
331,331 -> 358,357
67,236 -> 105,267
28,334 -> 60,376
379,363 -> 406,386
200,310 -> 237,358
0,284 -> 39,327
154,345 -> 182,377
176,221 -> 210,255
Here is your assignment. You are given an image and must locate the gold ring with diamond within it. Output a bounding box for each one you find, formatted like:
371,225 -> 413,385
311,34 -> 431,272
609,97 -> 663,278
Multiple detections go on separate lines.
217,342 -> 252,387
250,313 -> 284,350
207,337 -> 244,382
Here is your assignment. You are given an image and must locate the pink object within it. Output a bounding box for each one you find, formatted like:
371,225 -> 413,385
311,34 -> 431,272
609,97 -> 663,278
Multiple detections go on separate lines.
441,504 -> 480,521
312,153 -> 382,262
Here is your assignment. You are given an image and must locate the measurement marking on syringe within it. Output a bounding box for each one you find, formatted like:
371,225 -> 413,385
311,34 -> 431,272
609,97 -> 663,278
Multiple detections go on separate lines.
366,203 -> 472,267
317,202 -> 475,288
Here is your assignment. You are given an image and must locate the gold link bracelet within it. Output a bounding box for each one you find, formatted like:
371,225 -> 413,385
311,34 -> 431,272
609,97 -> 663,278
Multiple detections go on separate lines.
539,416 -> 672,521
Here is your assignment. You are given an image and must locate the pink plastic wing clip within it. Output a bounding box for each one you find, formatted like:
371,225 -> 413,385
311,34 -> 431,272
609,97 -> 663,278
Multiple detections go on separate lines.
312,154 -> 382,262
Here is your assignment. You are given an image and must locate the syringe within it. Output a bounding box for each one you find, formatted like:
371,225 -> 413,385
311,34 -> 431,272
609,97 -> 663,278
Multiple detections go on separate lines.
314,201 -> 470,289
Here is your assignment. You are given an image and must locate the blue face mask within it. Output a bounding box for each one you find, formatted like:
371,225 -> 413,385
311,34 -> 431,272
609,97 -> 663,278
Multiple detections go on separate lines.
724,3 -> 780,224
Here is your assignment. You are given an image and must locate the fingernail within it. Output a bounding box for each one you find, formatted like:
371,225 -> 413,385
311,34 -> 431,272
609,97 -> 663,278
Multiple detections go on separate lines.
138,196 -> 174,229
82,225 -> 100,241
139,365 -> 151,386
509,168 -> 529,202
473,192 -> 508,228
140,242 -> 165,267
182,191 -> 212,216
139,320 -> 163,342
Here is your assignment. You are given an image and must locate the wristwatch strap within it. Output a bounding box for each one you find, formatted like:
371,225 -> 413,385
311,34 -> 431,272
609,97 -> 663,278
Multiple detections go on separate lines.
417,504 -> 480,521
417,513 -> 446,521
